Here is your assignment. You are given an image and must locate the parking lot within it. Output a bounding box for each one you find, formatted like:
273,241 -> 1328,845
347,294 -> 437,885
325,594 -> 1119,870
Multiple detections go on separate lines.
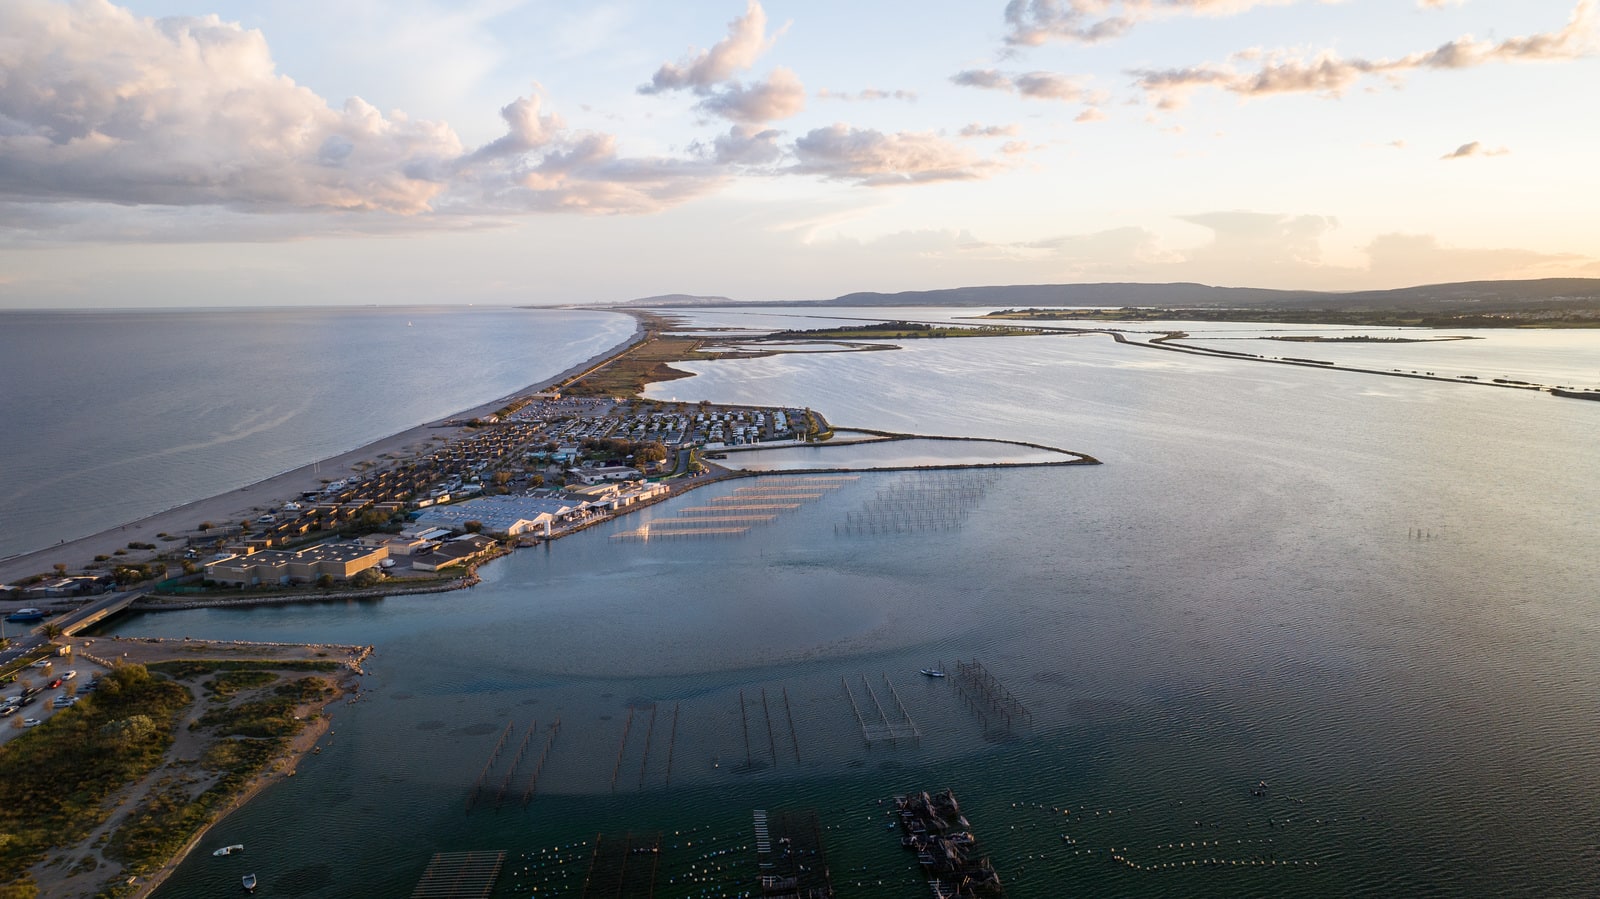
0,653 -> 107,748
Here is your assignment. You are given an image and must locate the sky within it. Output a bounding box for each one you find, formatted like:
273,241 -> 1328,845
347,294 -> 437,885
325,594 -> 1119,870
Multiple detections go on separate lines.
1,0 -> 1597,308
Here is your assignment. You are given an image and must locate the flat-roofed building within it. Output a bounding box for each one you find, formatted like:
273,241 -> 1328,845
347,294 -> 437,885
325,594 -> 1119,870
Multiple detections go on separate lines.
205,542 -> 388,587
410,495 -> 588,537
412,534 -> 498,571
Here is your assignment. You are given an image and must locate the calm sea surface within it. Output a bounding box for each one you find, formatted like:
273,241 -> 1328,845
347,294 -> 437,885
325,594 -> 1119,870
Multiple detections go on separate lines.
80,311 -> 1600,898
0,306 -> 635,560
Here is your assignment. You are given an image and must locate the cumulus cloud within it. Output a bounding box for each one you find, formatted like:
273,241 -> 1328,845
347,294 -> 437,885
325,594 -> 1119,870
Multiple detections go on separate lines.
639,1 -> 778,95
0,0 -> 462,213
1440,141 -> 1510,159
636,2 -> 804,127
1134,1 -> 1597,106
792,125 -> 997,186
698,124 -> 787,166
0,1 -> 729,220
1004,0 -> 1308,46
697,67 -> 807,123
951,69 -> 1095,102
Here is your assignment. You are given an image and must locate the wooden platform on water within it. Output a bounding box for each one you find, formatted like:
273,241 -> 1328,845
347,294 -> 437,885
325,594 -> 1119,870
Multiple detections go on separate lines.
410,850 -> 506,898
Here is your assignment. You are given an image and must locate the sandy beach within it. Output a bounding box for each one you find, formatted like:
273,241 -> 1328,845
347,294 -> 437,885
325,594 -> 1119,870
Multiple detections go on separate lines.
0,318 -> 645,589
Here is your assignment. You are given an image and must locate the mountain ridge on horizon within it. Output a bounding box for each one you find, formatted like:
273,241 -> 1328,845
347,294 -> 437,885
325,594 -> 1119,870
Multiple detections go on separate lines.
613,277 -> 1600,312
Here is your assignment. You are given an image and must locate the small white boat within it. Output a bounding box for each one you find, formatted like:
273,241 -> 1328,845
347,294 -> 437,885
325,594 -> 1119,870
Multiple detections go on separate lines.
213,844 -> 243,856
920,667 -> 946,678
242,873 -> 257,891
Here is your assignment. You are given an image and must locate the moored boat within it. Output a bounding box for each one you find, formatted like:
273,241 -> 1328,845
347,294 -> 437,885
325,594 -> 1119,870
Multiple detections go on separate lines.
213,844 -> 243,856
5,608 -> 45,623
920,667 -> 946,678
242,873 -> 257,891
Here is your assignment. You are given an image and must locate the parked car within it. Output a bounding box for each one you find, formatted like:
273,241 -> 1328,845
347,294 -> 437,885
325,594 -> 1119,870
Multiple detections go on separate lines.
60,670 -> 77,681
22,718 -> 40,727
0,706 -> 16,717
52,695 -> 78,708
47,678 -> 62,689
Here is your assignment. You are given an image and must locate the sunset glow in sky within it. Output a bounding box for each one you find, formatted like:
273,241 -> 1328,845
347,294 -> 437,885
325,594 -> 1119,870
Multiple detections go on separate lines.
2,0 -> 1596,307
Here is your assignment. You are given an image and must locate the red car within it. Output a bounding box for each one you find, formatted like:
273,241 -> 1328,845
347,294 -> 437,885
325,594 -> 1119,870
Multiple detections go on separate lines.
48,678 -> 62,689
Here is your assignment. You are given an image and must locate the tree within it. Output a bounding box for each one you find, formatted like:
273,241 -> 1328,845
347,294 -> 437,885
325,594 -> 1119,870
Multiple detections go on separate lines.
52,563 -> 67,576
634,441 -> 668,464
464,521 -> 483,534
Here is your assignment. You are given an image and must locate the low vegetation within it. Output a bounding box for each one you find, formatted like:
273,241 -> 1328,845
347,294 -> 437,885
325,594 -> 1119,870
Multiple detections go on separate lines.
562,335 -> 712,397
0,664 -> 190,896
101,665 -> 335,896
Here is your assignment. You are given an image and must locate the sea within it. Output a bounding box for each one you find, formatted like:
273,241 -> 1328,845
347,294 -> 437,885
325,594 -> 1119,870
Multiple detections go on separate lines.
12,305 -> 1600,897
0,306 -> 636,562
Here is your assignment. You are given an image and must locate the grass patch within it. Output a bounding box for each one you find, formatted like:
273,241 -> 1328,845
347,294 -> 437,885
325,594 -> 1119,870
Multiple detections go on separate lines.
204,669 -> 278,700
146,659 -> 340,679
195,677 -> 333,738
101,679 -> 331,882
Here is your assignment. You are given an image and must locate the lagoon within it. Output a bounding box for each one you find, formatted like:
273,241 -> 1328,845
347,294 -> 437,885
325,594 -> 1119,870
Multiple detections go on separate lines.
92,314 -> 1600,898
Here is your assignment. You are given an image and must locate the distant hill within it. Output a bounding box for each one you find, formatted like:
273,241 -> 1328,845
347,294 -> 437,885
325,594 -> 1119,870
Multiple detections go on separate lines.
608,279 -> 1600,314
822,282 -> 1313,308
820,278 -> 1600,312
614,293 -> 736,307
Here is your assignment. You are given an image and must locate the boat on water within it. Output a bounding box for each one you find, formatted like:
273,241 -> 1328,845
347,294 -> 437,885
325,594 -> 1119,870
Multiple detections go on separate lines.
242,873 -> 257,891
920,667 -> 946,678
5,609 -> 45,623
213,844 -> 243,856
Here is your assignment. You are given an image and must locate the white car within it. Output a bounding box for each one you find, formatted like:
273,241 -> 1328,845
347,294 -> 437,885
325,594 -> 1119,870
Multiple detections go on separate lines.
60,670 -> 77,681
22,718 -> 40,727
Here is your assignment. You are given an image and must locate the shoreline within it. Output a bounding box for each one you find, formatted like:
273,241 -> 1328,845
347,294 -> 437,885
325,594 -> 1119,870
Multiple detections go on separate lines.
0,313 -> 647,587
